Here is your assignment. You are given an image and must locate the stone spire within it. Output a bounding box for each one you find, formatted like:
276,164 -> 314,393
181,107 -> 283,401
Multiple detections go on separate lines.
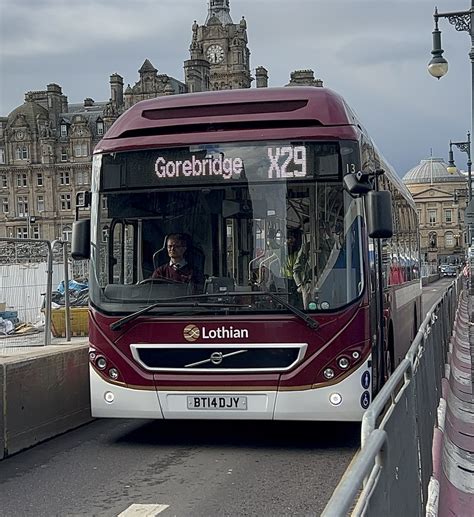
205,0 -> 233,25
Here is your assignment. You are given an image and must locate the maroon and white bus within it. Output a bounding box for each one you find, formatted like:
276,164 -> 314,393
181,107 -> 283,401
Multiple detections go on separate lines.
72,87 -> 421,421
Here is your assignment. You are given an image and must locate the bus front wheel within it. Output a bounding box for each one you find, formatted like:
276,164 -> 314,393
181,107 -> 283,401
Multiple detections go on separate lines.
384,326 -> 395,382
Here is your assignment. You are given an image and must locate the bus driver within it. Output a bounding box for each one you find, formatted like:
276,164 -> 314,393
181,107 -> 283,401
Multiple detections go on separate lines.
152,234 -> 194,284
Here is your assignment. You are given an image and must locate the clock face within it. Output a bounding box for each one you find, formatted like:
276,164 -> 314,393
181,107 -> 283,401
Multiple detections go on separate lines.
206,44 -> 225,64
16,130 -> 24,140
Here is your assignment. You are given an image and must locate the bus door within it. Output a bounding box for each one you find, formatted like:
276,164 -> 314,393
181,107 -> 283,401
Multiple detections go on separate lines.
369,237 -> 386,393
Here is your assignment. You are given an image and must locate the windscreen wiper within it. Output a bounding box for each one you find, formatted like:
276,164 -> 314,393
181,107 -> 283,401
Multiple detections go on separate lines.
146,291 -> 319,331
243,291 -> 320,331
110,301 -> 250,331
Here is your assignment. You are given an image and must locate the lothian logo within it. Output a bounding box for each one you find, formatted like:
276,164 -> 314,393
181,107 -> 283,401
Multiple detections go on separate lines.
183,324 -> 249,342
183,324 -> 200,342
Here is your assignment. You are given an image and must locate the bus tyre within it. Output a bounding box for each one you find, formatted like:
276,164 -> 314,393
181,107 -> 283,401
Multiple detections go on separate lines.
384,327 -> 395,382
413,308 -> 418,341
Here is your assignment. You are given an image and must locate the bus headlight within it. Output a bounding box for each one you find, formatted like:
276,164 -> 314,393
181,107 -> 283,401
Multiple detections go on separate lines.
352,351 -> 360,360
329,393 -> 342,406
323,368 -> 335,380
96,356 -> 107,370
338,357 -> 350,369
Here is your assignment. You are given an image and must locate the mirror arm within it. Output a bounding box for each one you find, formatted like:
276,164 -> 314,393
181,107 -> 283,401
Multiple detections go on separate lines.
343,168 -> 386,196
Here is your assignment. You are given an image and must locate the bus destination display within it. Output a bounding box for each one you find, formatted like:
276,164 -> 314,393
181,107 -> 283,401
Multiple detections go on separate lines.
154,145 -> 308,181
101,141 -> 345,190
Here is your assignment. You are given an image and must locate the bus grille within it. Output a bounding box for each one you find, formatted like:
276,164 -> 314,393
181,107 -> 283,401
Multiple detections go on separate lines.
130,344 -> 307,372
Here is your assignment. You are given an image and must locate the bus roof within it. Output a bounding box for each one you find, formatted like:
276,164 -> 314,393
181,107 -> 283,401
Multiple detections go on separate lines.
96,86 -> 415,208
98,87 -> 361,151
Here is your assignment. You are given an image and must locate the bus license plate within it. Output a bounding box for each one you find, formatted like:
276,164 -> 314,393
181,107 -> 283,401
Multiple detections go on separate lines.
187,395 -> 248,410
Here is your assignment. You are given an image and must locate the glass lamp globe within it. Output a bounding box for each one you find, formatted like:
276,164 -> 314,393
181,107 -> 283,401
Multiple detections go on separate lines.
428,59 -> 448,79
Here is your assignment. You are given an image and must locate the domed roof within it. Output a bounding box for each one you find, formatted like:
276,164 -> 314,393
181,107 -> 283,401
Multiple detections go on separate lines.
403,157 -> 465,184
7,100 -> 49,130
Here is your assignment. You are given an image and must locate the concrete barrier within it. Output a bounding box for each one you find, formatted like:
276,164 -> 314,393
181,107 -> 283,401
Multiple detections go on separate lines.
0,342 -> 92,459
422,273 -> 441,286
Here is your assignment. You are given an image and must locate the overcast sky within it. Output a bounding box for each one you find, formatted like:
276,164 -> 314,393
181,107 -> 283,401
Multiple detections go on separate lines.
0,0 -> 470,177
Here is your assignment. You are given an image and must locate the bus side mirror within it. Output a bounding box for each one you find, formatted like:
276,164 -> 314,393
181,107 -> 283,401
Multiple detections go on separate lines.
71,219 -> 91,260
366,190 -> 393,239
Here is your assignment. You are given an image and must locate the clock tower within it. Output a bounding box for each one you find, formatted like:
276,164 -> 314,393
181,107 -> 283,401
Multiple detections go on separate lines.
184,0 -> 252,92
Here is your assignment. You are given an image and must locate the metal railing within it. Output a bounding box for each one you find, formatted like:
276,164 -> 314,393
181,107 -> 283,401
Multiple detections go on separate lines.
322,275 -> 463,516
0,238 -> 75,350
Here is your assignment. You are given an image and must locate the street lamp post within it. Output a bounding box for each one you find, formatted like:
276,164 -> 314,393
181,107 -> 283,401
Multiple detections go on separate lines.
428,1 -> 473,166
429,2 -> 474,251
447,131 -> 472,199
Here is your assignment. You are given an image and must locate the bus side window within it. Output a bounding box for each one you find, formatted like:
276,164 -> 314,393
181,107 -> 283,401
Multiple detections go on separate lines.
110,221 -> 137,285
388,257 -> 405,285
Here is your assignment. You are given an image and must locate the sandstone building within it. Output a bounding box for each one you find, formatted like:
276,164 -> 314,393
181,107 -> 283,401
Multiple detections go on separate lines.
403,158 -> 468,266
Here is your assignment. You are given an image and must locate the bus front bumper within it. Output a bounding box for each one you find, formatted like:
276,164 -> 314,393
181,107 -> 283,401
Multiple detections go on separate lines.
90,359 -> 371,422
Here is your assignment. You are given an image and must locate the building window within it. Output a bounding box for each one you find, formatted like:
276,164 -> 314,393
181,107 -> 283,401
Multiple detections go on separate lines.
102,226 -> 109,242
1,197 -> 8,214
1,173 -> 7,188
17,146 -> 29,160
417,209 -> 422,224
15,147 -> 29,160
60,193 -> 71,210
59,171 -> 70,185
17,173 -> 27,187
76,170 -> 89,185
0,148 -> 5,164
74,143 -> 88,157
17,195 -> 28,216
17,227 -> 28,239
97,121 -> 104,136
445,232 -> 454,247
62,225 -> 72,241
60,124 -> 68,137
444,209 -> 452,223
428,209 -> 437,225
61,148 -> 68,161
37,195 -> 45,212
32,226 -> 40,239
36,173 -> 43,186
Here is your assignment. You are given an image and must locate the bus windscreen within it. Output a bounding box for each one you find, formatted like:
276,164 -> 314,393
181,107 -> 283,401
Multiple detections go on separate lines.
92,141 -> 364,315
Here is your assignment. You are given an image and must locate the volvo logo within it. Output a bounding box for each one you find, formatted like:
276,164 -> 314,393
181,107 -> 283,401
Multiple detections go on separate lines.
210,352 -> 223,365
183,324 -> 200,342
185,349 -> 249,368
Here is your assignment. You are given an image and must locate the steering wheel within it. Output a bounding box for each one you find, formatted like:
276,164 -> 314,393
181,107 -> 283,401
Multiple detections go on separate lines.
139,277 -> 181,285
